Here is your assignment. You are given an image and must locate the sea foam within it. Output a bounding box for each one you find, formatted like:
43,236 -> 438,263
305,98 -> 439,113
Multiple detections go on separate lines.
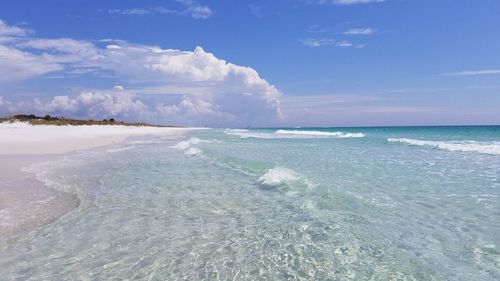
171,137 -> 206,156
184,147 -> 202,156
171,137 -> 206,150
275,130 -> 366,138
258,167 -> 300,185
225,129 -> 365,139
258,167 -> 316,191
388,138 -> 500,155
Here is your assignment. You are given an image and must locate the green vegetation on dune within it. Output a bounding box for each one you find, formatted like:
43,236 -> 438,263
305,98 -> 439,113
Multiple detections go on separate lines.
0,114 -> 177,127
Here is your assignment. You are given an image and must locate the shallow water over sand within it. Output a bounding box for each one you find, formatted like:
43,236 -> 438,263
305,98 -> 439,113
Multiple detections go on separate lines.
0,127 -> 499,280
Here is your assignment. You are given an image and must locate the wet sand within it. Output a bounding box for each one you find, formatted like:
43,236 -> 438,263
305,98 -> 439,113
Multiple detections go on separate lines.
0,122 -> 192,248
0,155 -> 79,248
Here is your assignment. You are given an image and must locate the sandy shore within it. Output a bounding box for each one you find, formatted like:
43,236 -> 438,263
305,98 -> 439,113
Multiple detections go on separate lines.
0,122 -> 190,155
0,155 -> 79,248
0,122 -> 192,246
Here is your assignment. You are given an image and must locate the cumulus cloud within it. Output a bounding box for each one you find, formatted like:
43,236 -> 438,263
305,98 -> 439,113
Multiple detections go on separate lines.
5,91 -> 150,120
0,20 -> 281,126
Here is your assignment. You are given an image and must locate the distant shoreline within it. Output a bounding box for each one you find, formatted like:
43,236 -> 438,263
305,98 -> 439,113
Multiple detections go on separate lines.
0,114 -> 180,128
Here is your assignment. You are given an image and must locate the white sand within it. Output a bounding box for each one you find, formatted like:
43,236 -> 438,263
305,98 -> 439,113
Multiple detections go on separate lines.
0,122 -> 193,246
0,122 -> 191,155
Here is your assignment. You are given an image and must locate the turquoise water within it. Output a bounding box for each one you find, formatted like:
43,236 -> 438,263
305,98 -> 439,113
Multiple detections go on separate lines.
1,126 -> 499,280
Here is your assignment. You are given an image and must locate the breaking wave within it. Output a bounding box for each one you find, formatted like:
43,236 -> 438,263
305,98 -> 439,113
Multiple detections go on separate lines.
225,129 -> 365,139
275,130 -> 365,138
388,138 -> 500,155
171,137 -> 206,150
184,147 -> 202,156
171,137 -> 206,156
258,167 -> 315,191
258,167 -> 300,186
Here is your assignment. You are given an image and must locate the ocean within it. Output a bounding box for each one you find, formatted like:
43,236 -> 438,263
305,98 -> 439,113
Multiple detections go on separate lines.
1,126 -> 499,280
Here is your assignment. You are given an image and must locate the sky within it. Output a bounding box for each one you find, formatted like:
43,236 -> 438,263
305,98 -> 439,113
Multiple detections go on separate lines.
0,0 -> 499,127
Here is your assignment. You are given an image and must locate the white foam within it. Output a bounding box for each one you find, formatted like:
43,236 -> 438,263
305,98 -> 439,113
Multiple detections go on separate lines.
184,147 -> 202,156
301,200 -> 317,210
106,146 -> 136,153
171,137 -> 206,150
225,129 -> 365,139
171,137 -> 206,156
126,140 -> 162,145
388,138 -> 500,155
275,130 -> 365,138
258,167 -> 300,186
258,167 -> 316,191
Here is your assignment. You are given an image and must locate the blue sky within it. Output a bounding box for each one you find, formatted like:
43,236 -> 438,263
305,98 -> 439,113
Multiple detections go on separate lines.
0,0 -> 499,126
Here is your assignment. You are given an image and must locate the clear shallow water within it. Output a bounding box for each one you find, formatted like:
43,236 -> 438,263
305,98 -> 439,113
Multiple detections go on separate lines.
0,126 -> 499,280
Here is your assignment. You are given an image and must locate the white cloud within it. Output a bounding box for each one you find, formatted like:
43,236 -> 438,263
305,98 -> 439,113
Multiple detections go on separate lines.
30,91 -> 150,119
300,38 -> 358,48
300,38 -> 336,47
108,8 -> 153,15
0,45 -> 63,85
441,69 -> 500,76
108,1 -> 212,19
0,19 -> 28,37
344,28 -> 377,35
335,41 -> 353,48
0,20 -> 281,125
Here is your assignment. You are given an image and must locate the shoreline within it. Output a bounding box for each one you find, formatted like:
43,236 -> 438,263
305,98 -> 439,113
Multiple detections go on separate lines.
0,122 -> 193,247
0,122 -> 192,155
0,154 -> 79,249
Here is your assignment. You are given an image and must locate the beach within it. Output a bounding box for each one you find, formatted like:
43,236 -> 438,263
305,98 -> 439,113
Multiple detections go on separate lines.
0,122 -> 191,248
0,125 -> 498,280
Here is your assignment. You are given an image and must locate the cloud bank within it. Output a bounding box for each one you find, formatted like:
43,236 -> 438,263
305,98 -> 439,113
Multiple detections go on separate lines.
0,20 -> 281,126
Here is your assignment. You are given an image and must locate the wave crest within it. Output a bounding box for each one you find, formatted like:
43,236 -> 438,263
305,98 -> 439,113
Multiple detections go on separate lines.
388,138 -> 500,155
171,137 -> 205,150
275,130 -> 365,138
258,167 -> 300,186
258,167 -> 315,192
171,137 -> 206,156
225,129 -> 365,139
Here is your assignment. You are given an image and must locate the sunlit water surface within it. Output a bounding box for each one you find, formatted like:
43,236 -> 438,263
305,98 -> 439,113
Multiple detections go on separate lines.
0,126 -> 499,280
